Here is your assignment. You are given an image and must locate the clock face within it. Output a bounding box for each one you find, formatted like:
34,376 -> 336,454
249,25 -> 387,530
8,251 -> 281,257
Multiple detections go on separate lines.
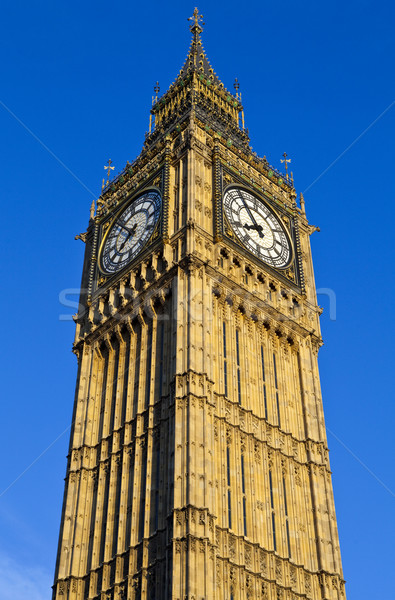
223,187 -> 292,268
99,189 -> 161,275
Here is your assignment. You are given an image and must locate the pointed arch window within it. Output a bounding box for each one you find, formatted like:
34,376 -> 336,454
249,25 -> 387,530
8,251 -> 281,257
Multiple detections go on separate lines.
236,329 -> 242,405
158,322 -> 165,396
145,326 -> 153,408
260,345 -> 268,419
154,444 -> 161,531
283,476 -> 292,558
223,321 -> 228,397
269,469 -> 277,551
273,353 -> 281,427
241,453 -> 247,537
226,445 -> 232,529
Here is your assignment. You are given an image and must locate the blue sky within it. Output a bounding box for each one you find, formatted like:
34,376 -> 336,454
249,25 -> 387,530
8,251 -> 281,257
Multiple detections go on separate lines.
0,1 -> 394,599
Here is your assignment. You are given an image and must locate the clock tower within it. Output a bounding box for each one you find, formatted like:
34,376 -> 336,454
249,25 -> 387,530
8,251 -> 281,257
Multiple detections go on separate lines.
53,9 -> 346,600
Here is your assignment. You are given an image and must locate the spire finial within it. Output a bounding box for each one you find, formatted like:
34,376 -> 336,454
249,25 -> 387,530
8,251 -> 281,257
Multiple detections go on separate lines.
149,82 -> 160,134
280,152 -> 291,180
188,7 -> 204,33
234,77 -> 240,99
104,159 -> 114,184
153,82 -> 160,105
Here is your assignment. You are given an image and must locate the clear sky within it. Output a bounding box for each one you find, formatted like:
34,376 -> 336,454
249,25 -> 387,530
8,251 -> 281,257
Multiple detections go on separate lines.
0,1 -> 394,599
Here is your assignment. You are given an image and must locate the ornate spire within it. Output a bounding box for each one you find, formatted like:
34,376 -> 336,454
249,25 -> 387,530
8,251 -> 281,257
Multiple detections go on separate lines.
176,8 -> 221,86
147,9 -> 249,151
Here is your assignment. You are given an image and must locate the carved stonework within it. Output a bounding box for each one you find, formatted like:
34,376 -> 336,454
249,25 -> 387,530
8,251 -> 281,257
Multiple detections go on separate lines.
245,544 -> 252,569
53,11 -> 346,600
229,534 -> 236,559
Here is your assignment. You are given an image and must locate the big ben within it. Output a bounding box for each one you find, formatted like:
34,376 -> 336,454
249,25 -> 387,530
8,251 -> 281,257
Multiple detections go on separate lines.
53,9 -> 346,600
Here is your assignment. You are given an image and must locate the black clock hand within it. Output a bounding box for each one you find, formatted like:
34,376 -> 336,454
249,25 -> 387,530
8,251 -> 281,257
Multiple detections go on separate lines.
119,223 -> 137,235
244,222 -> 264,234
119,223 -> 138,251
239,194 -> 264,238
118,236 -> 130,252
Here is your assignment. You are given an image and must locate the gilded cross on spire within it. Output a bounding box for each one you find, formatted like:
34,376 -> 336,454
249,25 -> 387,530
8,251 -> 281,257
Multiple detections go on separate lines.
104,159 -> 115,182
188,7 -> 204,33
280,152 -> 291,180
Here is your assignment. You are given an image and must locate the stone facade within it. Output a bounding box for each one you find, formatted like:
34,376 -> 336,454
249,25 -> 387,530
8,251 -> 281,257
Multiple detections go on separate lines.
52,11 -> 346,600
